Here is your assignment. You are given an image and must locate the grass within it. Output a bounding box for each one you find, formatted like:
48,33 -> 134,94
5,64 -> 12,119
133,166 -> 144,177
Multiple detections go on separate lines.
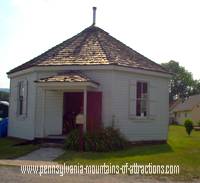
56,126 -> 200,181
0,138 -> 39,159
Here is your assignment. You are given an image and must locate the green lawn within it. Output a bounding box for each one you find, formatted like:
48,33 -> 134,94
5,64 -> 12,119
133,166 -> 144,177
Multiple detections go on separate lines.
56,126 -> 200,181
0,138 -> 39,159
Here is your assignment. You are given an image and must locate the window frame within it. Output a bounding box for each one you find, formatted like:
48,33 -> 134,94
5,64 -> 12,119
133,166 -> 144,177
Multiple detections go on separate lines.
136,81 -> 149,118
184,112 -> 187,118
18,81 -> 24,115
129,80 -> 151,120
17,80 -> 28,118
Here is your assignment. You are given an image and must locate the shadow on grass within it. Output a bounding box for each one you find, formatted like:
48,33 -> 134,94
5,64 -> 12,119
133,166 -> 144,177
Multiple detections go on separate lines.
58,143 -> 173,162
0,138 -> 39,160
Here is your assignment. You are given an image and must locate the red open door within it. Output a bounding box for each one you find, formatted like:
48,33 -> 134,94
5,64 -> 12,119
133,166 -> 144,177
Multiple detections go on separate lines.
87,91 -> 102,133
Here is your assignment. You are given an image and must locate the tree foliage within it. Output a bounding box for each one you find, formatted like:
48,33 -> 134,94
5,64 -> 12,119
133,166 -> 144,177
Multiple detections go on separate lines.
0,91 -> 9,101
161,60 -> 200,103
184,119 -> 193,136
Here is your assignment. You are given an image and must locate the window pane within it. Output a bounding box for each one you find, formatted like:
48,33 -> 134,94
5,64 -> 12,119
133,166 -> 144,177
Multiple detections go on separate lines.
19,97 -> 23,115
18,81 -> 24,115
19,82 -> 24,97
143,82 -> 147,94
137,82 -> 141,98
136,81 -> 148,117
141,99 -> 147,116
136,99 -> 141,116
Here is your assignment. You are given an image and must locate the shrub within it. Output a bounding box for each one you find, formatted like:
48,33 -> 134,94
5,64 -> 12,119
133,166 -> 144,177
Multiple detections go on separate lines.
184,119 -> 193,136
64,129 -> 80,150
84,127 -> 129,152
198,121 -> 200,127
64,127 -> 129,152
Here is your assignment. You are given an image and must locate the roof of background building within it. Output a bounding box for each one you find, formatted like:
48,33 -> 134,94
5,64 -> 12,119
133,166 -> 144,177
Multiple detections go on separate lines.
173,94 -> 200,112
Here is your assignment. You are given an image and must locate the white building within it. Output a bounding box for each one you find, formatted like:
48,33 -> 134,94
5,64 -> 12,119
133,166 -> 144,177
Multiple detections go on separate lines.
7,13 -> 171,142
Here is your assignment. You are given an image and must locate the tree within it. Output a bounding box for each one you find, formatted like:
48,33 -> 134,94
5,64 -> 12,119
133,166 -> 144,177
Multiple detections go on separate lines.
161,60 -> 200,103
190,79 -> 200,96
0,91 -> 9,101
184,119 -> 193,136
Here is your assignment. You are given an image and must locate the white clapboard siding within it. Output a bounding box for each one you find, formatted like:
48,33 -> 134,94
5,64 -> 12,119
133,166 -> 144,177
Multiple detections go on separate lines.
8,67 -> 169,141
44,90 -> 63,136
84,70 -> 113,127
149,83 -> 157,119
111,71 -> 169,141
8,73 -> 37,140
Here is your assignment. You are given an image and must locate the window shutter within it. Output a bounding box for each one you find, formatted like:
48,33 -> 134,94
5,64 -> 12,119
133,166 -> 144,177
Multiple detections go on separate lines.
14,82 -> 19,116
129,81 -> 136,116
149,83 -> 157,119
23,80 -> 28,116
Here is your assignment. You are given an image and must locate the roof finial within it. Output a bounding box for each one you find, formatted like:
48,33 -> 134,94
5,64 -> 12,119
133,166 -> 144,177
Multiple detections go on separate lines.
92,7 -> 97,26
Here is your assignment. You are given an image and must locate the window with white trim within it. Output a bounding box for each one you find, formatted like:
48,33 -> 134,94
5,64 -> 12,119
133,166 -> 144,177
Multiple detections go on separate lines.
184,112 -> 187,118
17,80 -> 28,116
136,81 -> 148,117
18,81 -> 24,115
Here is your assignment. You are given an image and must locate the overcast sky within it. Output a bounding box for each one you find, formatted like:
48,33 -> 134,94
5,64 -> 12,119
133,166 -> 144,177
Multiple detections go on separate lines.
1,0 -> 200,88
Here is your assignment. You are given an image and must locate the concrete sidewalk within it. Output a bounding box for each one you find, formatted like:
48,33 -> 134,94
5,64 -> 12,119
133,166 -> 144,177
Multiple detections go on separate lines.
0,147 -> 64,166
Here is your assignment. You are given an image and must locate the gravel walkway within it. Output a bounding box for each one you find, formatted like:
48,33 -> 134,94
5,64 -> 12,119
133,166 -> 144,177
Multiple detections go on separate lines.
0,166 -> 183,183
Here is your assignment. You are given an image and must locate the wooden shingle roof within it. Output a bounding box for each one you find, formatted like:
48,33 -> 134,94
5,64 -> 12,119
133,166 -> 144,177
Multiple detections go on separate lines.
35,71 -> 99,85
8,25 -> 168,74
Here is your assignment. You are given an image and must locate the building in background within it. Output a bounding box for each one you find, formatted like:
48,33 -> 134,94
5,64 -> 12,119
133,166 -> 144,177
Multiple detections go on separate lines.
172,94 -> 200,125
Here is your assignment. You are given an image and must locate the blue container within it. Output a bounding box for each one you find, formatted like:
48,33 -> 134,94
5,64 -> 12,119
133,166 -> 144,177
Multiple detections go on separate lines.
0,118 -> 8,137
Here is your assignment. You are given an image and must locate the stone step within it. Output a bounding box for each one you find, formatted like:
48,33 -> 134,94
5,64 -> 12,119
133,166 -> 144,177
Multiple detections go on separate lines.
35,136 -> 66,144
41,142 -> 64,148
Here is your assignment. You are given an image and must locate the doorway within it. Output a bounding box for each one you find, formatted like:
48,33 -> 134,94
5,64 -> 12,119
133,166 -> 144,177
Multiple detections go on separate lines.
63,91 -> 103,135
63,92 -> 83,135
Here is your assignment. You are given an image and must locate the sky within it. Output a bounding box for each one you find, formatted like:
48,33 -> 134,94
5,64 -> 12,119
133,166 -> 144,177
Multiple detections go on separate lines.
1,0 -> 200,88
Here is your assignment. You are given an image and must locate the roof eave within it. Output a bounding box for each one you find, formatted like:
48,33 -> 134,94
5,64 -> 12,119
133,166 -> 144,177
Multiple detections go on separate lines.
7,64 -> 172,79
35,81 -> 99,89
